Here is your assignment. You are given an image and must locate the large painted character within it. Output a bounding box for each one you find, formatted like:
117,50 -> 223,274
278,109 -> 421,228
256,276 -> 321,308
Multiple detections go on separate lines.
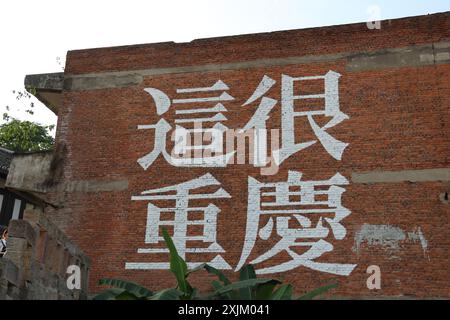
236,171 -> 356,276
130,71 -> 355,276
243,71 -> 350,166
137,81 -> 236,169
139,70 -> 349,172
125,173 -> 232,270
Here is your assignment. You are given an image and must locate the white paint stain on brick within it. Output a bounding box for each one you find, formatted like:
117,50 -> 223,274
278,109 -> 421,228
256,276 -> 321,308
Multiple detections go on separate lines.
353,224 -> 429,258
353,224 -> 406,253
407,227 -> 429,260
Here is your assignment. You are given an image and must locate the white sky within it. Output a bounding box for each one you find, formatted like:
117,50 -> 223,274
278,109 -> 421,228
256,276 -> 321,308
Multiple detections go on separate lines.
0,0 -> 448,133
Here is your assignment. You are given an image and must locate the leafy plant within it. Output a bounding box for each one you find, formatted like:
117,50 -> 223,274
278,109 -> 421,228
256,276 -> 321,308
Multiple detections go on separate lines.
162,226 -> 196,299
94,227 -> 338,300
202,264 -> 336,300
0,118 -> 54,152
94,279 -> 153,300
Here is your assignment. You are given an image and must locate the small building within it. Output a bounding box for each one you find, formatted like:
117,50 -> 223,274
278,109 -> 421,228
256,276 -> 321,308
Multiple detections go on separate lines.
0,147 -> 32,227
0,149 -> 90,300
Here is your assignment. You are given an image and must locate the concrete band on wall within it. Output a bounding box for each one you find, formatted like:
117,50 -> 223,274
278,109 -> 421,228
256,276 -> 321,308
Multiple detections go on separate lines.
26,41 -> 450,93
59,42 -> 450,91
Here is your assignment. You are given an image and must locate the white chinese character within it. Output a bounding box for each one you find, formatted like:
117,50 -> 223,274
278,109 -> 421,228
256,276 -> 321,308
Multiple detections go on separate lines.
138,81 -> 236,170
241,76 -> 278,168
242,71 -> 349,167
236,171 -> 356,276
125,173 -> 232,270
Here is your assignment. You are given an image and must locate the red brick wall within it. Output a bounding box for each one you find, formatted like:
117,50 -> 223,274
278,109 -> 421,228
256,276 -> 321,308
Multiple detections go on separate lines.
51,12 -> 449,298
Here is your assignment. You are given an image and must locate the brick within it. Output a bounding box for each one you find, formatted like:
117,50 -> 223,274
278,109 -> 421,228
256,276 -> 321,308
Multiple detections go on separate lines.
46,12 -> 450,299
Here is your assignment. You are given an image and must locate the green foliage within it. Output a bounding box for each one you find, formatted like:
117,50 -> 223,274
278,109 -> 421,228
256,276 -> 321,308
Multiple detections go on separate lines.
254,280 -> 279,300
238,264 -> 257,299
94,228 -> 338,300
162,227 -> 194,299
95,279 -> 153,299
93,288 -> 130,300
297,283 -> 339,300
0,119 -> 54,152
201,264 -> 231,285
148,288 -> 184,300
209,278 -> 279,300
271,284 -> 293,300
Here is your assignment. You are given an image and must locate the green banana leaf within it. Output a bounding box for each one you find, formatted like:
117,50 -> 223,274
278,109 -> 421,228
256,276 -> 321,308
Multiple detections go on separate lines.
297,283 -> 338,300
98,278 -> 153,298
211,278 -> 276,297
161,227 -> 191,296
271,284 -> 293,300
202,264 -> 232,285
114,291 -> 143,300
93,228 -> 340,301
239,265 -> 257,300
148,288 -> 184,300
185,263 -> 207,276
93,288 -> 127,300
254,280 -> 281,300
210,280 -> 233,300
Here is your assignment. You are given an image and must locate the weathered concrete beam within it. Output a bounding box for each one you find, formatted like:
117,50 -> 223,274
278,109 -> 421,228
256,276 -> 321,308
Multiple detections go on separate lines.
59,179 -> 129,193
351,168 -> 450,184
5,152 -> 128,199
27,41 -> 450,94
5,151 -> 53,194
346,42 -> 450,71
24,72 -> 64,115
63,52 -> 348,91
25,73 -> 64,91
63,73 -> 143,91
61,41 -> 450,91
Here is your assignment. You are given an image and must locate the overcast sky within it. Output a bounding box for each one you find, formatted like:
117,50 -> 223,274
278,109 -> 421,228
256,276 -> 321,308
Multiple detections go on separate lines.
1,0 -> 448,132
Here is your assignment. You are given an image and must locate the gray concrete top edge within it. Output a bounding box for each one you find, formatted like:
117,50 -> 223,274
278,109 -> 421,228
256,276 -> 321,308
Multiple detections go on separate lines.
24,72 -> 64,91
